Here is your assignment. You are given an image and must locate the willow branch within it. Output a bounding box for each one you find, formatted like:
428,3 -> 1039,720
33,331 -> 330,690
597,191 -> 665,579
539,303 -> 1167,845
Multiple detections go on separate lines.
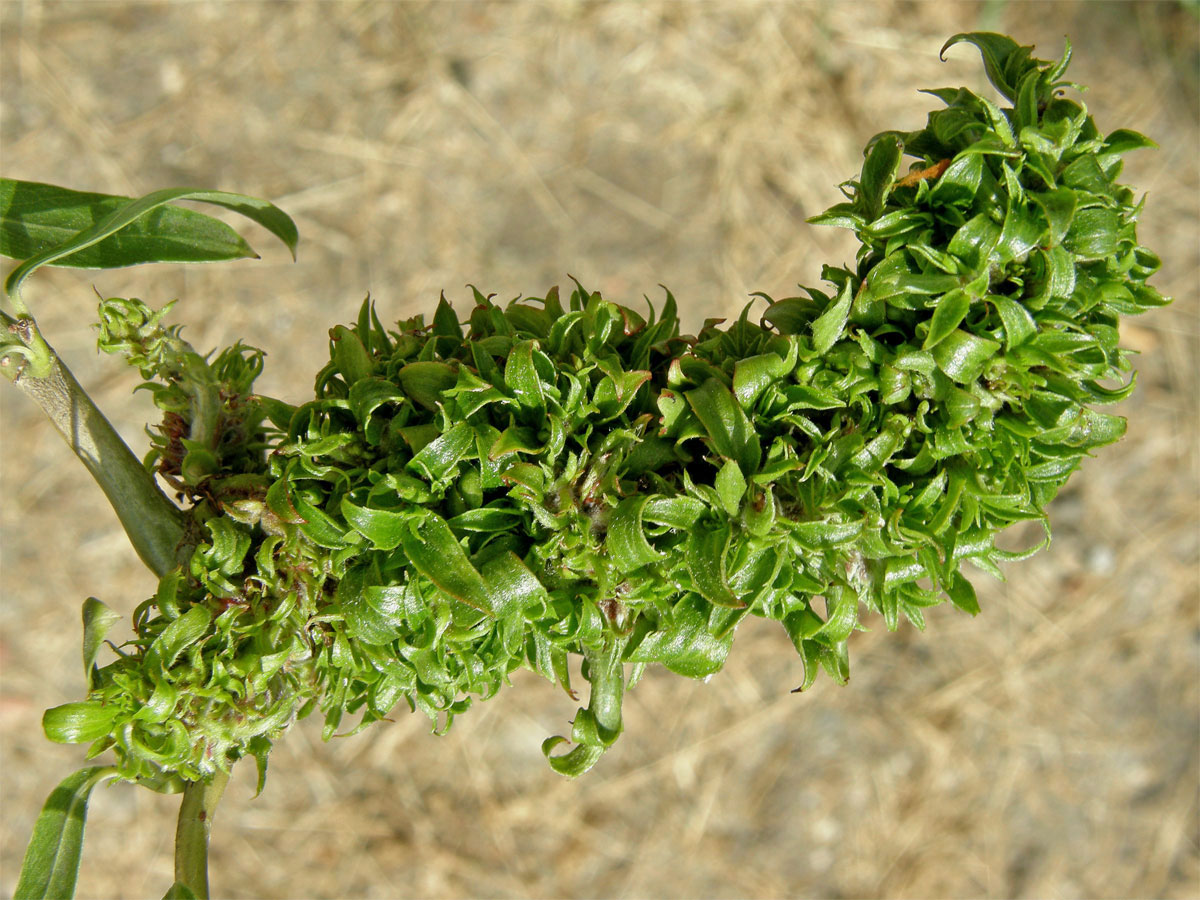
4,318 -> 185,577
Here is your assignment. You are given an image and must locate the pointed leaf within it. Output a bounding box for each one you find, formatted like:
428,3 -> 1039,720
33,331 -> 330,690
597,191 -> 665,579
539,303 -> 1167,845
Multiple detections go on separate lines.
0,179 -> 255,268
714,459 -> 746,517
480,552 -> 551,616
641,495 -> 707,529
145,605 -> 213,670
80,598 -> 121,690
398,511 -> 494,615
941,32 -> 1026,100
928,153 -> 983,208
947,571 -> 981,615
993,296 -> 1037,349
923,288 -> 971,349
1064,207 -> 1121,260
684,377 -> 760,473
329,325 -> 374,385
860,134 -> 903,221
14,767 -> 117,900
811,279 -> 854,354
432,294 -> 463,338
504,340 -> 546,413
6,185 -> 298,299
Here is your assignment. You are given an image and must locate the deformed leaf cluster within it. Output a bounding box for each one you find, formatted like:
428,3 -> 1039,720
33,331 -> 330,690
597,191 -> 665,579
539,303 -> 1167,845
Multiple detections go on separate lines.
45,33 -> 1168,784
95,297 -> 271,490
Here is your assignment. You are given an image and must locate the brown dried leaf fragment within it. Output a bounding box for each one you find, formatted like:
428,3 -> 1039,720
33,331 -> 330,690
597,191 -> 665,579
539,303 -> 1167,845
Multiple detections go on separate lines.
894,158 -> 952,189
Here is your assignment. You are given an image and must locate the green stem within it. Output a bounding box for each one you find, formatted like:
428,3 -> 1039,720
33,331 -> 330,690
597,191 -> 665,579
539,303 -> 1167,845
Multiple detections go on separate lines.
4,317 -> 185,576
174,772 -> 229,899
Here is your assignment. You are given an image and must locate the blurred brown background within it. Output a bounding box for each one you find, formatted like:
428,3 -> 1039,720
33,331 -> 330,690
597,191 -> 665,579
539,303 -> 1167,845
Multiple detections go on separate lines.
1,2 -> 1196,898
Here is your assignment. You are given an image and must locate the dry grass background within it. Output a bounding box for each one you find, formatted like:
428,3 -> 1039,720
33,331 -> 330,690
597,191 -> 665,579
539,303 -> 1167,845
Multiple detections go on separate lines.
1,2 -> 1197,898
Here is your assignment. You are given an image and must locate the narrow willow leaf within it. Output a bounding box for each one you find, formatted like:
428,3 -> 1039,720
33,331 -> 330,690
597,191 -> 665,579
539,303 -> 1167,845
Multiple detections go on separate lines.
978,95 -> 1016,148
760,296 -> 816,333
865,208 -> 931,239
330,325 -> 374,386
80,598 -> 121,690
398,511 -> 494,614
0,179 -> 254,267
923,288 -> 971,349
291,491 -> 352,550
347,377 -> 406,428
505,301 -> 553,340
714,459 -> 746,517
5,185 -> 298,299
432,294 -> 463,338
996,170 -> 1042,265
814,587 -> 859,644
446,506 -> 523,533
860,134 -> 903,221
642,495 -> 707,529
593,369 -> 650,420
806,203 -> 865,230
684,377 -> 760,473
733,351 -> 790,408
1044,35 -> 1073,84
408,422 -> 474,483
1015,70 -> 1041,133
947,571 -> 981,615
811,279 -> 853,354
147,605 -> 214,669
928,153 -> 983,208
542,734 -> 604,777
1099,128 -> 1157,159
1036,406 -> 1126,451
504,340 -> 546,413
489,425 -> 541,459
14,767 -> 117,900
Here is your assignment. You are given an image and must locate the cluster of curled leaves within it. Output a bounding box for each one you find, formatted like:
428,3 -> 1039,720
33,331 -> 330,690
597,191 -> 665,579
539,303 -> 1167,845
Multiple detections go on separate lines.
45,32 -> 1168,785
